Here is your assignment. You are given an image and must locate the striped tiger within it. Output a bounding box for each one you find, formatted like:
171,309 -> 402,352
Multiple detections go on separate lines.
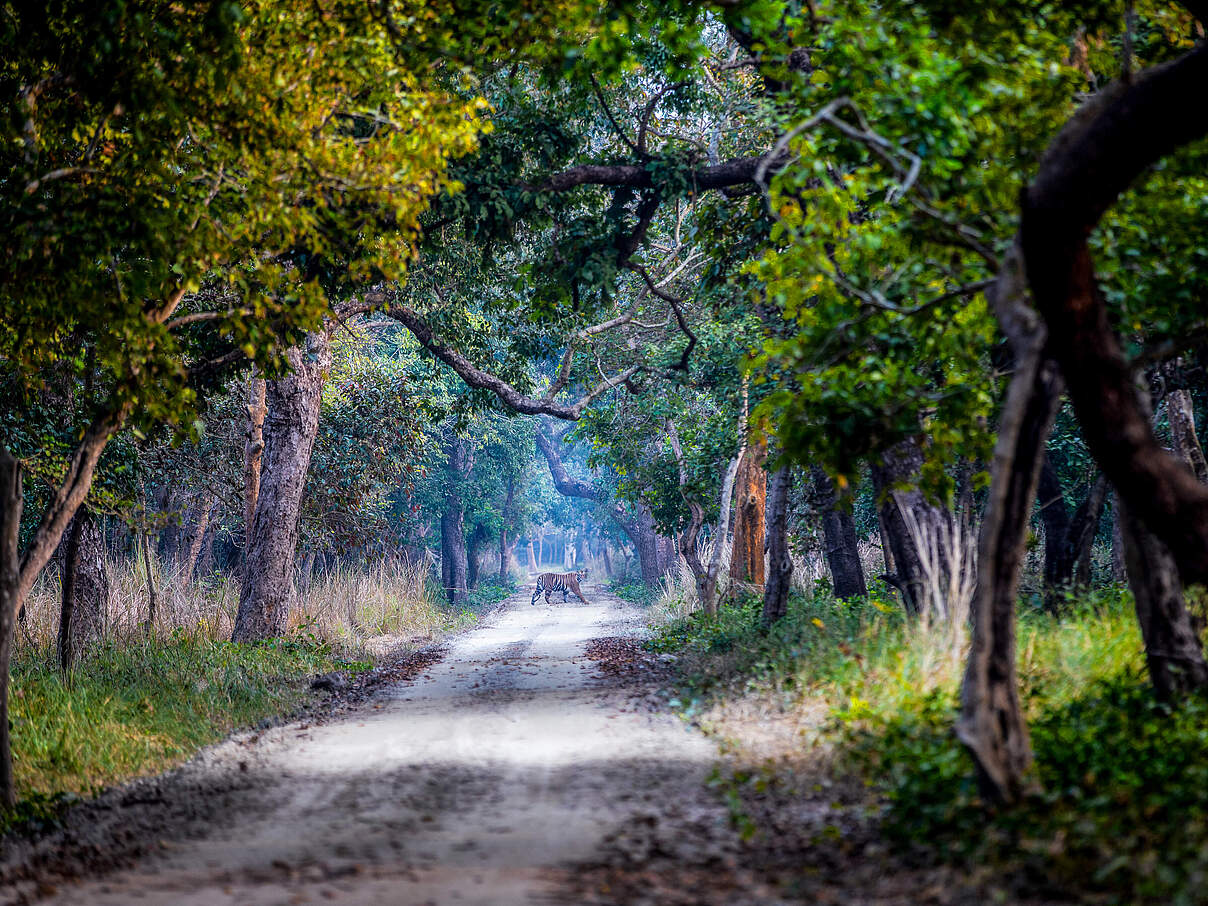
530,567 -> 590,606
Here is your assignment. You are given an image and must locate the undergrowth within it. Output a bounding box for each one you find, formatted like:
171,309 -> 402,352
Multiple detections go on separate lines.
3,631 -> 364,835
653,583 -> 1207,904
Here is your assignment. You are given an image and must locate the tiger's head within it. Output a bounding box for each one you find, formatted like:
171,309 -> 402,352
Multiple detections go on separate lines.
576,567 -> 589,582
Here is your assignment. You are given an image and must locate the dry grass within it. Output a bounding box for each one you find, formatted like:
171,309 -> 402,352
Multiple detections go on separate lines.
18,552 -> 458,661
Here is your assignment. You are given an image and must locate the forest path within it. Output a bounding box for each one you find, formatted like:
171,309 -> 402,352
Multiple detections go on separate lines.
27,581 -> 745,906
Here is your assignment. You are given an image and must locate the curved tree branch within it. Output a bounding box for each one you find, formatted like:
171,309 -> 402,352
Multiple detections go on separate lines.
1020,43 -> 1208,586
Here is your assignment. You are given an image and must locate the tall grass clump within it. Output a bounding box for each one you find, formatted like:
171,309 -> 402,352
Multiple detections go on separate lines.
6,551 -> 474,828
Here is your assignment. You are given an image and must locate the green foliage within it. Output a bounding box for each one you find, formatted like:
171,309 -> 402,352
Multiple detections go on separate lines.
4,631 -> 357,832
467,576 -> 517,611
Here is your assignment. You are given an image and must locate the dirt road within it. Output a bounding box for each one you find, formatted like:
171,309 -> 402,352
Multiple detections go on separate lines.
10,583 -> 755,905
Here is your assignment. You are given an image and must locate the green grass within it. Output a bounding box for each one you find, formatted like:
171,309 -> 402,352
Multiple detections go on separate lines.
4,631 -> 363,834
652,584 -> 1208,903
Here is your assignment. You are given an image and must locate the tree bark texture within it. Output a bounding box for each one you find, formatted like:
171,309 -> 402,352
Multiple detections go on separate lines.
1020,44 -> 1208,588
871,437 -> 946,616
1038,462 -> 1108,609
636,505 -> 660,585
500,477 -> 514,580
441,435 -> 471,607
1119,497 -> 1208,698
958,242 -> 1060,805
243,369 -> 267,562
810,465 -> 867,600
231,332 -> 330,642
57,509 -> 108,673
0,449 -> 23,807
1166,388 -> 1208,484
761,465 -> 794,626
180,495 -> 216,579
731,434 -> 767,586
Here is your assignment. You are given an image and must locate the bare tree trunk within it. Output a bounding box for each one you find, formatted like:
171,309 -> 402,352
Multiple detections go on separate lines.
701,457 -> 741,616
958,242 -> 1058,805
636,505 -> 660,585
810,465 -> 867,600
141,531 -> 158,631
602,543 -> 614,578
1110,495 -> 1127,582
527,540 -> 538,574
500,477 -> 514,580
761,465 -> 794,626
1119,498 -> 1208,698
872,437 -> 945,616
1167,387 -> 1208,483
1039,464 -> 1109,609
243,368 -> 267,566
180,495 -> 216,580
731,434 -> 767,586
231,332 -> 330,642
0,449 -> 23,807
441,436 -> 471,607
58,508 -> 109,673
296,550 -> 316,597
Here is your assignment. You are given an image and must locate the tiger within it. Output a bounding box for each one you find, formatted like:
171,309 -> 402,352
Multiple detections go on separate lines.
530,567 -> 591,606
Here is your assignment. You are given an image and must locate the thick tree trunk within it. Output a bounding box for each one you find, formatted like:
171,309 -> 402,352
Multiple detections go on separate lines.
1021,45 -> 1208,588
57,509 -> 109,673
1119,497 -> 1208,698
1037,457 -> 1072,592
0,449 -> 23,807
958,242 -> 1059,805
602,543 -> 614,578
731,434 -> 767,586
1167,387 -> 1208,483
231,332 -> 330,643
243,368 -> 267,568
636,505 -> 660,585
761,465 -> 794,626
810,465 -> 867,600
871,437 -> 946,616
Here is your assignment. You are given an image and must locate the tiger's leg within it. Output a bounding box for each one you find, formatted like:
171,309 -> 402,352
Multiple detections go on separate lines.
531,582 -> 542,606
573,585 -> 591,605
562,589 -> 569,603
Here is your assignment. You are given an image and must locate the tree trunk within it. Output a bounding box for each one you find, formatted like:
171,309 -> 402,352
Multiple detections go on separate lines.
871,437 -> 945,616
297,550 -> 317,597
1020,46 -> 1208,589
958,241 -> 1058,805
140,531 -> 158,631
58,508 -> 109,673
1167,387 -> 1208,483
0,449 -> 23,807
231,332 -> 330,642
527,540 -> 538,574
636,505 -> 660,585
602,543 -> 614,578
810,465 -> 867,600
1110,495 -> 1127,582
1119,497 -> 1208,698
180,495 -> 216,580
441,436 -> 471,607
731,434 -> 767,586
500,477 -> 514,580
760,465 -> 794,626
467,526 -> 486,589
1039,463 -> 1109,610
244,368 -> 267,565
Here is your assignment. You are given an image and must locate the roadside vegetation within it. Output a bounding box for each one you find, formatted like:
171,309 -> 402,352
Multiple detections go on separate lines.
650,577 -> 1205,903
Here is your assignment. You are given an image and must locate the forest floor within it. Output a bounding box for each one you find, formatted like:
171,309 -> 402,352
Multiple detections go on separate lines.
0,582 -> 1032,906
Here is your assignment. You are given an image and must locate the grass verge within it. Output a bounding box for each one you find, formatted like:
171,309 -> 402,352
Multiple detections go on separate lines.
4,631 -> 363,835
651,584 -> 1206,904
